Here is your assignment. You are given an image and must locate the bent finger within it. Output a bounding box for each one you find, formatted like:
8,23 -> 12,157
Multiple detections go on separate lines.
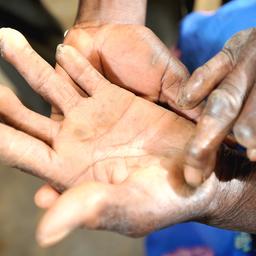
184,32 -> 256,186
178,51 -> 233,109
178,29 -> 254,109
184,69 -> 256,186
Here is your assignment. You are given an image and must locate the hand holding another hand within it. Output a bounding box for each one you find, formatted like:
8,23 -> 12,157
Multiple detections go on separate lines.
178,28 -> 256,187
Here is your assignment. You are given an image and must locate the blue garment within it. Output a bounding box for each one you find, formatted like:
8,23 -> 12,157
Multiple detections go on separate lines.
179,0 -> 256,72
146,1 -> 256,255
146,223 -> 253,256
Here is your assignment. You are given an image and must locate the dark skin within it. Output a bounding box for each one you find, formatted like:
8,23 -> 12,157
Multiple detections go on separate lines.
0,29 -> 256,248
178,28 -> 256,187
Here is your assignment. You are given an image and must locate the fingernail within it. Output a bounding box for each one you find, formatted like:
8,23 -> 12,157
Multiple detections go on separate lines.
184,165 -> 204,188
56,44 -> 66,55
177,91 -> 194,109
37,227 -> 72,248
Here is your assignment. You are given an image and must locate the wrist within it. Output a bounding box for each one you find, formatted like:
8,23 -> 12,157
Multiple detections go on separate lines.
76,0 -> 147,25
200,146 -> 256,233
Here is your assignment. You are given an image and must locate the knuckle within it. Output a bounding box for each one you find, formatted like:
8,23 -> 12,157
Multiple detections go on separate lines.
179,65 -> 211,108
223,28 -> 256,63
195,63 -> 212,78
222,47 -> 237,67
234,121 -> 256,147
186,142 -> 209,162
206,88 -> 241,120
178,90 -> 198,108
136,25 -> 154,37
36,69 -> 54,93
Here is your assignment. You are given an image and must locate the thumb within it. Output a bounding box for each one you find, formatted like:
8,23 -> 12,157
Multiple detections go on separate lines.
36,183 -> 110,247
36,182 -> 145,247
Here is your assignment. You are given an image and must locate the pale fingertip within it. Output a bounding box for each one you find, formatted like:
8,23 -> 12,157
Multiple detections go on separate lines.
0,28 -> 26,46
0,28 -> 22,57
184,165 -> 204,188
247,149 -> 256,161
56,44 -> 66,55
36,226 -> 72,248
0,27 -> 15,41
34,187 -> 59,209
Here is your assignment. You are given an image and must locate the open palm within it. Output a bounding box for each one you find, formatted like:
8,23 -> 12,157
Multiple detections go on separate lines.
0,29 -> 218,246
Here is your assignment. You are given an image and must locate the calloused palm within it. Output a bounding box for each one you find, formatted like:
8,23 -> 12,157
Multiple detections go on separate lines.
0,29 -> 218,246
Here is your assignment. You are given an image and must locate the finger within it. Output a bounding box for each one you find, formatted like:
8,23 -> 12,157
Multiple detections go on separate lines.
56,44 -> 109,96
36,182 -> 148,247
34,184 -> 60,209
36,183 -> 115,247
178,51 -> 233,109
0,86 -> 59,144
233,83 -> 256,150
184,63 -> 256,187
51,65 -> 88,121
0,28 -> 80,113
158,57 -> 204,121
178,29 -> 254,109
247,149 -> 256,161
0,122 -> 59,182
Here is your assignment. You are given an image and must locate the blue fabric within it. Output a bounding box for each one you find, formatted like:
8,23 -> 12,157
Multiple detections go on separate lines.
146,223 -> 253,256
179,0 -> 256,72
146,1 -> 256,255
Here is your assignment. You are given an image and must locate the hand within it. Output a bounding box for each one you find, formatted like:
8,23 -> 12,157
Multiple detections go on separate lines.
1,29 -> 255,248
177,28 -> 256,187
0,28 -> 221,246
45,22 -> 203,205
54,23 -> 202,120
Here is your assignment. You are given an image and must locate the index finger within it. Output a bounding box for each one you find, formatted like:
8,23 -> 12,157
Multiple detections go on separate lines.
0,28 -> 80,113
178,29 -> 253,109
178,50 -> 233,109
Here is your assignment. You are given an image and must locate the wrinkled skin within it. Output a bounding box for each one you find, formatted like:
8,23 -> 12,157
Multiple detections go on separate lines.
41,23 -> 203,205
0,29 -> 256,248
0,28 -> 217,246
177,28 -> 256,187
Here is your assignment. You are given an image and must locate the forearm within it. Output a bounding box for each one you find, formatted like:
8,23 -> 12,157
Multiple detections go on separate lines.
76,0 -> 147,25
